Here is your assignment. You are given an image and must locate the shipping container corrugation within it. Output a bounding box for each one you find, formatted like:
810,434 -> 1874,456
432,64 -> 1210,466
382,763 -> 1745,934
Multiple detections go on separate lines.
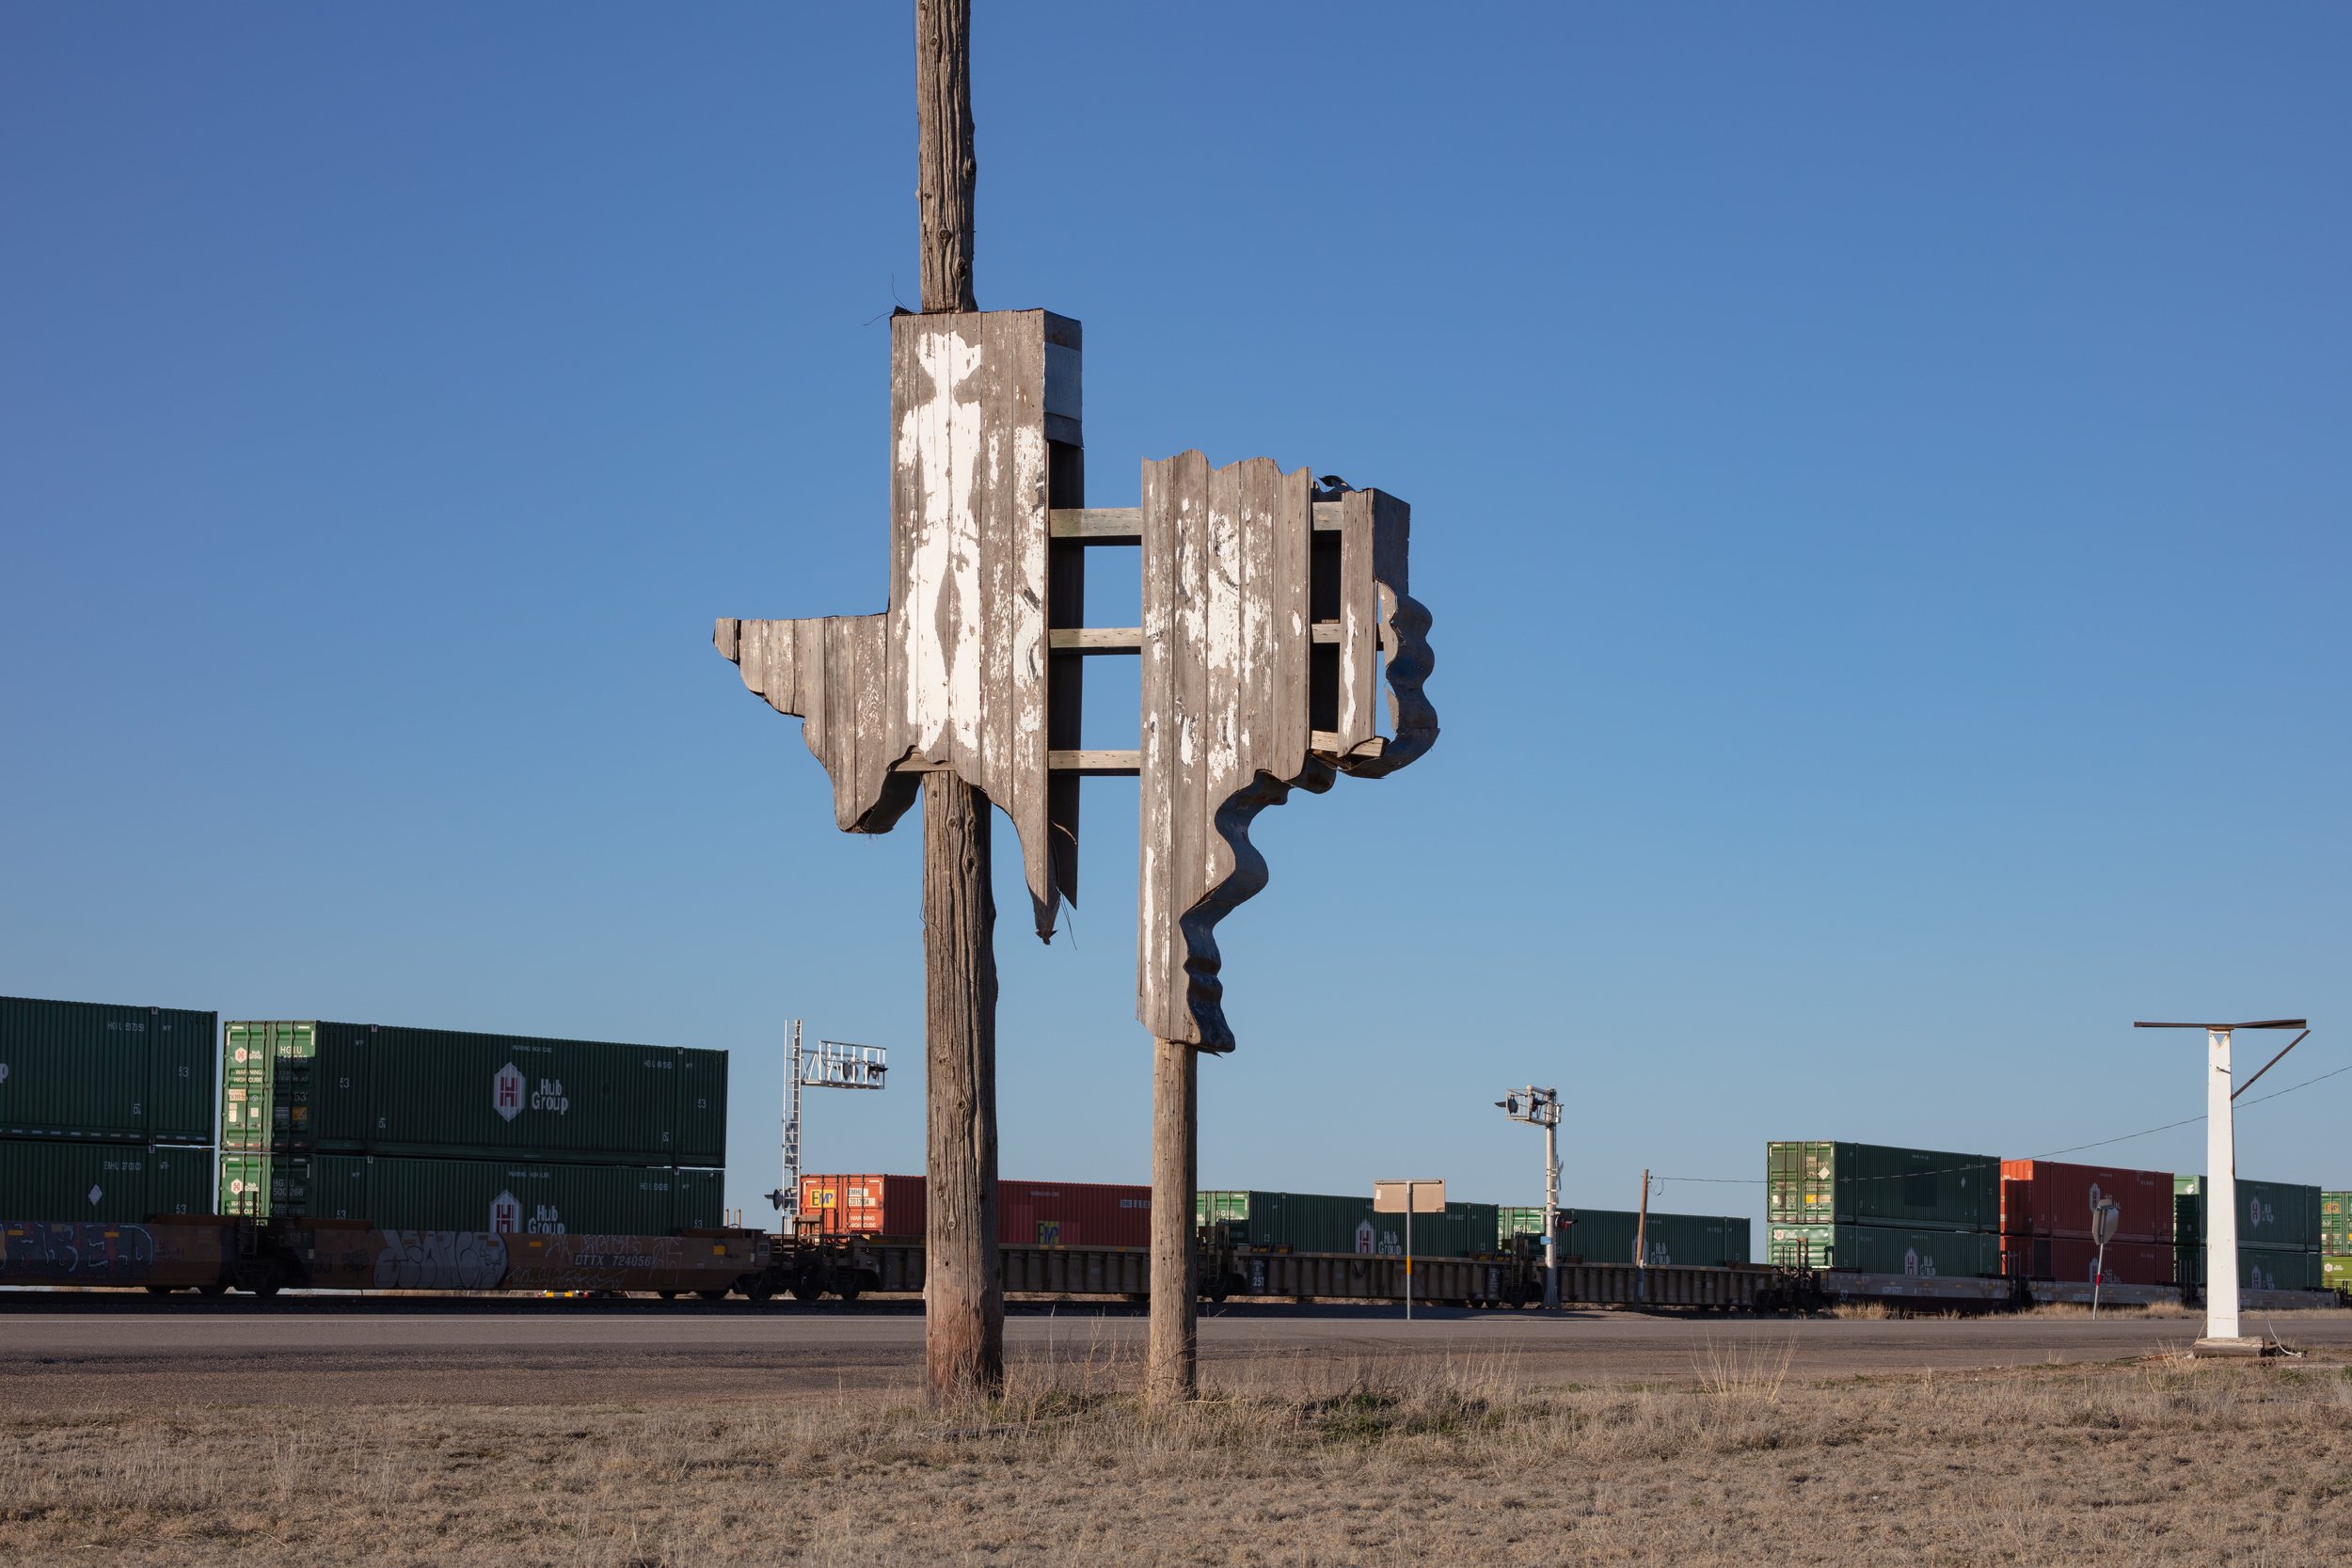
220,1021 -> 308,1152
1767,1141 -> 2000,1229
0,1136 -> 212,1222
2173,1243 -> 2325,1293
800,1175 -> 1153,1247
1998,1161 -> 2172,1243
1766,1223 -> 2001,1277
1999,1235 -> 2172,1286
2320,1193 -> 2350,1254
221,1150 -> 720,1234
1501,1207 -> 1750,1266
1768,1141 -> 2001,1229
0,996 -> 216,1145
1196,1191 -> 1501,1258
2171,1177 -> 2320,1252
223,1021 -> 726,1166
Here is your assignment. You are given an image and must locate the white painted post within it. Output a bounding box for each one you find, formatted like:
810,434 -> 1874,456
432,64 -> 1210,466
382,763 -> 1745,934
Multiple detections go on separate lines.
1542,1120 -> 1560,1311
1406,1182 -> 1415,1323
2206,1026 -> 2240,1342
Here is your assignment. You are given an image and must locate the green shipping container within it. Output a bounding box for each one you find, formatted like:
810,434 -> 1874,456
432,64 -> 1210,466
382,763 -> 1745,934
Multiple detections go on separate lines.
218,1150 -> 305,1218
1198,1191 -> 1500,1258
1767,1222 -> 2001,1277
225,1149 -> 721,1234
222,1021 -> 726,1166
2321,1255 -> 2350,1292
1502,1206 -> 1749,1266
2318,1193 -> 2348,1254
0,1137 -> 212,1222
1,996 -> 216,1145
2171,1176 -> 2320,1252
1768,1141 -> 2000,1230
2174,1243 -> 2325,1293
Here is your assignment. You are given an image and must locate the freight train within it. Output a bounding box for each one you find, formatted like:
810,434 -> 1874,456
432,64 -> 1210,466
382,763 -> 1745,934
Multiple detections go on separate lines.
4,995 -> 2346,1314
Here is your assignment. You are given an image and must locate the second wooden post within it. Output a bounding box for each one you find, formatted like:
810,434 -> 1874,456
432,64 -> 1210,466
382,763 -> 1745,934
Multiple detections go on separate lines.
1147,1037 -> 1199,1402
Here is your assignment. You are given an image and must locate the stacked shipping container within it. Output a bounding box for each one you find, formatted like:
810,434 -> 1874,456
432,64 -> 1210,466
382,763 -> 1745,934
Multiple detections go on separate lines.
1766,1141 -> 2000,1278
0,997 -> 216,1223
800,1174 -> 1152,1247
1998,1160 -> 2173,1287
1199,1191 -> 1502,1258
2172,1175 -> 2323,1294
1500,1207 -> 1750,1267
2326,1193 -> 2350,1293
220,1021 -> 726,1234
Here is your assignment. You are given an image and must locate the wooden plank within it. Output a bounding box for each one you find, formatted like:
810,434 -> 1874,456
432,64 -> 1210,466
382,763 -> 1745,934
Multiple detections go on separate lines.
1045,441 -> 1086,915
1335,488 -> 1437,779
1331,488 -> 1377,756
1046,627 -> 1143,653
1047,750 -> 1139,775
1048,508 -> 1141,542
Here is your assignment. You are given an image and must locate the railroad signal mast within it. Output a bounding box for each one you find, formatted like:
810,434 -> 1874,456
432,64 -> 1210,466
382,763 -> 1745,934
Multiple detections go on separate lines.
1496,1086 -> 1562,1309
2132,1017 -> 2307,1354
770,1019 -> 889,1226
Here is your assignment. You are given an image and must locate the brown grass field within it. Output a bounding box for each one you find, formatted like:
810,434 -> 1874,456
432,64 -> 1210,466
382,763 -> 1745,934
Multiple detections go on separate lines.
5,1329 -> 2350,1567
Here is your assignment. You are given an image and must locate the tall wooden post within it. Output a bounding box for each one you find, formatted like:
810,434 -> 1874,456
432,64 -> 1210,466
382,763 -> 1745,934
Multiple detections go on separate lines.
1147,1037 -> 1198,1402
915,0 -> 1001,1404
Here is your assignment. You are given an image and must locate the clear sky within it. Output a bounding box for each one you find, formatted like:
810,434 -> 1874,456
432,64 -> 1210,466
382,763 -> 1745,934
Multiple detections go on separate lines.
4,6 -> 2345,1237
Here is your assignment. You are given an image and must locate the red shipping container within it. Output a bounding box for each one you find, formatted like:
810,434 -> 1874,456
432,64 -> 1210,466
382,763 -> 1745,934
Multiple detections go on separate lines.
800,1173 -> 927,1238
799,1174 -> 1152,1247
1999,1160 -> 2171,1244
997,1180 -> 1152,1248
2000,1234 -> 2173,1286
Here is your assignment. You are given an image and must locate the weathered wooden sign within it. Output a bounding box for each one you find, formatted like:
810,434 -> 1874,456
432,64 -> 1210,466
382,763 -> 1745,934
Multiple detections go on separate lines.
1134,453 -> 1435,1050
716,309 -> 1436,1051
715,308 -> 1083,942
714,304 -> 1436,1402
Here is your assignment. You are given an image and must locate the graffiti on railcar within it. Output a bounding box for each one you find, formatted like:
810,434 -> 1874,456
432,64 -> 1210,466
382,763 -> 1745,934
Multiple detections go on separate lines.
371,1229 -> 508,1291
0,1221 -> 160,1283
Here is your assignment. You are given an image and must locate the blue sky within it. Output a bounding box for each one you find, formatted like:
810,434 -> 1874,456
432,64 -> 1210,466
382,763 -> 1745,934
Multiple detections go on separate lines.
4,6 -> 2345,1235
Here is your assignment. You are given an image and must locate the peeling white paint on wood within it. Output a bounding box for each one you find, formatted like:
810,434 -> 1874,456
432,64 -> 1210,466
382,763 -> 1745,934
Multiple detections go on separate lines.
1133,455 -> 1438,1053
714,308 -> 1080,942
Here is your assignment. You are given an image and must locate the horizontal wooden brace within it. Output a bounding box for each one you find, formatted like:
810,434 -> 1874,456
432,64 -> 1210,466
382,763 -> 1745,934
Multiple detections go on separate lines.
1048,509 -> 1142,543
1049,503 -> 1350,544
1049,749 -> 1141,776
1054,623 -> 1375,651
1047,626 -> 1142,654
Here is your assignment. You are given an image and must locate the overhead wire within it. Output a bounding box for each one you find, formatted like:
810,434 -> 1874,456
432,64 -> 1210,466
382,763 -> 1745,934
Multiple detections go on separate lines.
1643,1042 -> 2344,1192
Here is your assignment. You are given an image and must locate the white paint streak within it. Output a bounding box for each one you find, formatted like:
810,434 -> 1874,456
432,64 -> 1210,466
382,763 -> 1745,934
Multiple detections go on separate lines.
897,324 -> 987,756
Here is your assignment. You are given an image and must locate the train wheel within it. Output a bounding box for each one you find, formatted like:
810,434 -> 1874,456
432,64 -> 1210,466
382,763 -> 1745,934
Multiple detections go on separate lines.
790,1275 -> 824,1301
199,1282 -> 229,1297
696,1289 -> 728,1303
743,1279 -> 776,1304
144,1285 -> 175,1295
657,1290 -> 678,1301
837,1285 -> 862,1303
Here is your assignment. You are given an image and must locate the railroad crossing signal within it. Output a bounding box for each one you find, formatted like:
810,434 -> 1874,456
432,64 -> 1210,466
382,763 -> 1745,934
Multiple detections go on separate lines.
769,1019 -> 888,1221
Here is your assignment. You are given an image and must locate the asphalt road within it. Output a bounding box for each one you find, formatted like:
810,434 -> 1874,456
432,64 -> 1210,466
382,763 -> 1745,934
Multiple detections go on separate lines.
7,1302 -> 2348,1409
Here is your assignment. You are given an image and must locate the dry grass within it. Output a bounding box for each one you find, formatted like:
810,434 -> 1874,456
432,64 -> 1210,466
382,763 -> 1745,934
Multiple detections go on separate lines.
5,1346 -> 2350,1566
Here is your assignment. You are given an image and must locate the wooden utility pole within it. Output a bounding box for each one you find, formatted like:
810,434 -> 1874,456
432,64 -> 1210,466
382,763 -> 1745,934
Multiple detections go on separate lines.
915,0 -> 1001,1403
1147,1037 -> 1198,1402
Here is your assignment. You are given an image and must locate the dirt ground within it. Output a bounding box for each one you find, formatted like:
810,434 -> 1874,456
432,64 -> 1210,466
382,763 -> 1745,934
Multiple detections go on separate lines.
5,1306 -> 2350,1565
